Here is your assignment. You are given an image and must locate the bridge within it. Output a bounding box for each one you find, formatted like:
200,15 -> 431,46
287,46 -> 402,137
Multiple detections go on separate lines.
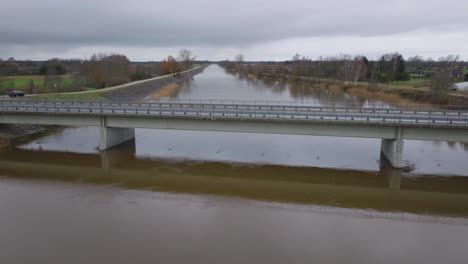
1,99 -> 468,168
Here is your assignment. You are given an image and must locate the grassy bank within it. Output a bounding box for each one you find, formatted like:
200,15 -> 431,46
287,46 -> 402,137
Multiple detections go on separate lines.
386,78 -> 428,88
0,75 -> 93,95
259,73 -> 468,107
29,65 -> 204,101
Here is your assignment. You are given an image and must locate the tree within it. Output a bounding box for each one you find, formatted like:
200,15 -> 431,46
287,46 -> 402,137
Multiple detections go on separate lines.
351,56 -> 369,86
0,57 -> 20,76
40,59 -> 66,75
464,73 -> 468,82
178,49 -> 196,71
161,56 -> 179,75
80,53 -> 130,88
377,53 -> 409,82
393,54 -> 410,81
291,53 -> 303,76
235,54 -> 244,72
337,54 -> 354,84
430,55 -> 460,104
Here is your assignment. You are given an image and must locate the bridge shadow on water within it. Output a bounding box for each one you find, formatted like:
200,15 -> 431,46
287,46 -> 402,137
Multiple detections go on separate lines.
1,140 -> 468,218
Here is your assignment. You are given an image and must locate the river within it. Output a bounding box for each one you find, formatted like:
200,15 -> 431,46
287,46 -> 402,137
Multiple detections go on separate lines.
1,65 -> 468,263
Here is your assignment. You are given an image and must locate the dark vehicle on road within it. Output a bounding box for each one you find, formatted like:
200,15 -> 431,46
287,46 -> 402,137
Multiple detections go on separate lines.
8,90 -> 25,97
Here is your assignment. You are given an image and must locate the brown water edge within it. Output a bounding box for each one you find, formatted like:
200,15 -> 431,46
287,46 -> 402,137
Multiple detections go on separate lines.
148,82 -> 182,99
0,138 -> 10,149
252,72 -> 468,109
2,145 -> 468,218
10,126 -> 65,145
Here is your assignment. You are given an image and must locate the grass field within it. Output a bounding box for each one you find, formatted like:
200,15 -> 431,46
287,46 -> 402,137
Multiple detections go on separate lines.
0,75 -> 91,95
387,78 -> 428,88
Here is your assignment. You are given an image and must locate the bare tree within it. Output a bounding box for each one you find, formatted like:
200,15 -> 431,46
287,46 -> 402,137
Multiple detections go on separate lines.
235,54 -> 244,73
178,49 -> 196,71
291,53 -> 302,76
337,54 -> 354,84
81,53 -> 130,88
430,55 -> 460,104
351,56 -> 368,86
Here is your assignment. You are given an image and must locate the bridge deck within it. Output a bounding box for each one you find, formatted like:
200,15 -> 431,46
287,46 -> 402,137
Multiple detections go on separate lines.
1,99 -> 467,128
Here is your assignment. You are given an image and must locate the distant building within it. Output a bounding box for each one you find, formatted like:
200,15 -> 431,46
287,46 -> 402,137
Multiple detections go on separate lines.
452,82 -> 468,91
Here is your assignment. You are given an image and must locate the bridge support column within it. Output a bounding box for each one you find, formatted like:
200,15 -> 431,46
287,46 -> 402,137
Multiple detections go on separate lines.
381,139 -> 404,169
99,127 -> 135,151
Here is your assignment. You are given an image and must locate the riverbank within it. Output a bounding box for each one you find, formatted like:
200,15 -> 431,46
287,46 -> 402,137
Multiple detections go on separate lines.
0,67 -> 205,143
0,124 -> 52,149
32,66 -> 205,101
147,83 -> 182,100
252,72 -> 468,108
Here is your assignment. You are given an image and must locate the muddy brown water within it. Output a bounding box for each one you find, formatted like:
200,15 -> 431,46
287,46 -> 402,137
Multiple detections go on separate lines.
1,65 -> 468,264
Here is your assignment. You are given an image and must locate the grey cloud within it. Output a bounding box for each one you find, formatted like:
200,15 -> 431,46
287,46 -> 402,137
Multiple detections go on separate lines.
1,0 -> 467,59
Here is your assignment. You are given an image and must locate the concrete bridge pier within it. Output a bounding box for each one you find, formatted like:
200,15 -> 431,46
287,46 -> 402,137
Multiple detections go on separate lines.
381,139 -> 404,169
100,139 -> 136,170
99,127 -> 135,151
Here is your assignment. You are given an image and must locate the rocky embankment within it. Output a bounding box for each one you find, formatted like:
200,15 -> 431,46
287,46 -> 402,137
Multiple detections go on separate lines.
0,124 -> 46,140
0,124 -> 50,148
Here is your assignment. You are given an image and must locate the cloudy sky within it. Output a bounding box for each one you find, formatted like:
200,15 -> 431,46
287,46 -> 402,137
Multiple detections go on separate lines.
1,0 -> 468,61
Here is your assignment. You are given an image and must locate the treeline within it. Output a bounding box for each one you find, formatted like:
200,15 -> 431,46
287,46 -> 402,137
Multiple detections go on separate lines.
223,53 -> 468,104
160,49 -> 197,75
0,49 -> 197,90
225,53 -> 467,83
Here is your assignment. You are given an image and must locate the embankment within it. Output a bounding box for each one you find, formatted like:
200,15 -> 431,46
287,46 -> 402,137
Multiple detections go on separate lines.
0,124 -> 52,149
35,66 -> 205,101
0,67 -> 206,143
148,83 -> 182,100
259,73 -> 468,108
103,66 -> 204,101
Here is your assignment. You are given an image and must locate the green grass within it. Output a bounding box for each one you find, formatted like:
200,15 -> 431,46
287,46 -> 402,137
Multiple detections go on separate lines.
387,78 -> 428,88
0,75 -> 89,95
82,87 -> 97,91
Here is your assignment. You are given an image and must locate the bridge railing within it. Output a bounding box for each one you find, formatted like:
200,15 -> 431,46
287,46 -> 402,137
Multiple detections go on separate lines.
1,99 -> 468,127
3,97 -> 468,110
2,98 -> 468,114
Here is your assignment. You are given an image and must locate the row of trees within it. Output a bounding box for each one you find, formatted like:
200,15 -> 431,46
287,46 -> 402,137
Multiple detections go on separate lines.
160,49 -> 196,75
223,52 -> 466,104
0,57 -> 28,76
80,54 -> 131,88
1,49 -> 197,91
224,53 -> 411,83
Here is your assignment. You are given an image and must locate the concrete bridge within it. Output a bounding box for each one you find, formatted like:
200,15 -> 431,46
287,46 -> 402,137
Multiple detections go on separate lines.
1,99 -> 468,168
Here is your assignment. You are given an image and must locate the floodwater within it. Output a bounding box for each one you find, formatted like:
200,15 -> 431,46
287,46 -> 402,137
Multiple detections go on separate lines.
1,64 -> 468,263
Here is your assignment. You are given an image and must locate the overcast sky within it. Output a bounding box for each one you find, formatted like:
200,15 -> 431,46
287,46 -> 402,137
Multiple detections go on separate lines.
1,0 -> 468,61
